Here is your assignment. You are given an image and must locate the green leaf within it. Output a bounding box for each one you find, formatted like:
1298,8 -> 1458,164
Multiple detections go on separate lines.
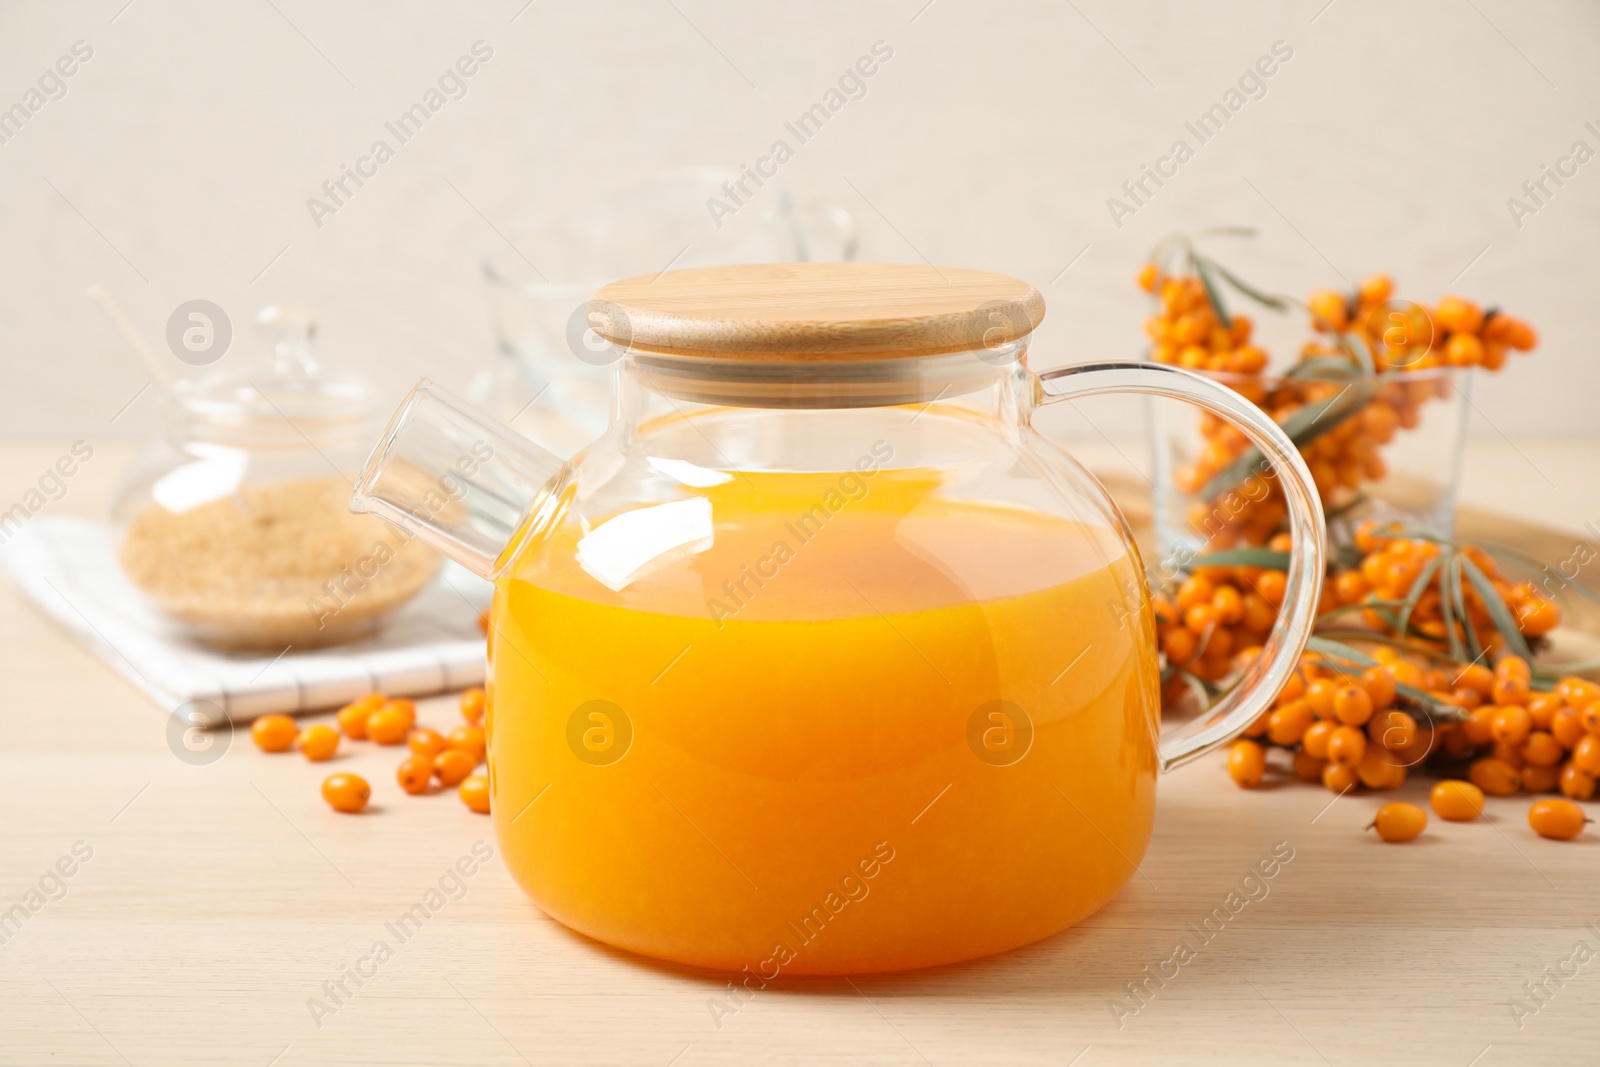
1186,548 -> 1292,571
1338,330 -> 1377,377
1190,253 -> 1233,330
1197,382 -> 1374,501
1460,554 -> 1535,661
1306,636 -> 1379,668
1441,553 -> 1468,662
1208,261 -> 1292,311
1285,356 -> 1365,381
1397,555 -> 1443,640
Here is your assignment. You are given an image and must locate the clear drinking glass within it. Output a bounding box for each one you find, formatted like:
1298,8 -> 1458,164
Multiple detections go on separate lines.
1150,365 -> 1469,557
353,265 -> 1325,975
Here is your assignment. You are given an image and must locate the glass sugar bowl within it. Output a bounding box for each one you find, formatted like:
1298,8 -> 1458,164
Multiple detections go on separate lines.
111,307 -> 439,650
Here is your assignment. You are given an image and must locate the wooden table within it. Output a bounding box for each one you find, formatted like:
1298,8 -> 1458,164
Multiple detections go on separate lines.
2,440 -> 1598,1066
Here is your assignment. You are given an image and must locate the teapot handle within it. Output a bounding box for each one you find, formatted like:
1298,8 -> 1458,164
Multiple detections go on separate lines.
1033,361 -> 1326,772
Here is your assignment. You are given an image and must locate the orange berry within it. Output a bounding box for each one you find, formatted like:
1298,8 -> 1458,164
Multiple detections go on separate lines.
1559,762 -> 1596,801
408,727 -> 447,760
1137,262 -> 1162,293
251,714 -> 299,754
1528,798 -> 1589,841
1516,598 -> 1560,637
459,774 -> 491,814
1358,274 -> 1393,305
1292,749 -> 1326,782
367,707 -> 412,746
336,694 -> 383,739
1573,735 -> 1600,775
1583,703 -> 1600,735
1228,740 -> 1266,788
1556,676 -> 1600,709
1453,663 -> 1495,697
1302,720 -> 1337,760
1469,757 -> 1522,797
1527,691 -> 1563,729
433,749 -> 476,787
1491,705 -> 1532,746
1308,290 -> 1349,332
298,724 -> 340,762
1333,685 -> 1374,726
321,773 -> 370,814
1328,725 -> 1367,767
1463,706 -> 1497,747
1256,570 -> 1287,607
1361,668 -> 1397,711
1435,296 -> 1484,335
1444,333 -> 1483,366
1374,710 -> 1417,752
1357,748 -> 1399,790
1267,702 -> 1315,747
1306,679 -> 1339,720
1322,761 -> 1359,794
1212,586 -> 1244,625
1369,802 -> 1427,842
1430,780 -> 1484,822
1495,655 -> 1531,682
397,755 -> 433,795
377,698 -> 416,731
1523,764 -> 1561,794
447,725 -> 487,764
1552,706 -> 1588,749
460,686 -> 487,725
1522,731 -> 1564,767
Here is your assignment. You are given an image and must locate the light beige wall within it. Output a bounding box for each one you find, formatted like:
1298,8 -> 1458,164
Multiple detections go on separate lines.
1,0 -> 1596,440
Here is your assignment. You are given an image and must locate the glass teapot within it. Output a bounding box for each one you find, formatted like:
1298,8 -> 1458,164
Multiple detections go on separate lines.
353,263 -> 1323,975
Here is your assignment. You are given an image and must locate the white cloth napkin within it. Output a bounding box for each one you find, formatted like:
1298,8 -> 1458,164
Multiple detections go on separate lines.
2,518 -> 490,722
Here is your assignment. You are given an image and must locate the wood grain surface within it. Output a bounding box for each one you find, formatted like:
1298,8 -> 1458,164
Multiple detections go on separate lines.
1,440 -> 1597,1066
588,263 -> 1044,360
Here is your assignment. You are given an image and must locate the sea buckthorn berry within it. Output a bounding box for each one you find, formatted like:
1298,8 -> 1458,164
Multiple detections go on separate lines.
1454,663 -> 1495,697
1256,570 -> 1287,607
460,686 -> 487,725
1491,741 -> 1526,769
1495,655 -> 1531,682
1435,296 -> 1484,335
1572,735 -> 1600,775
1469,757 -> 1522,797
1162,627 -> 1199,665
1516,598 -> 1560,637
1445,333 -> 1483,366
1308,290 -> 1349,331
1228,740 -> 1266,788
251,714 -> 299,753
1333,572 -> 1368,605
1528,799 -> 1589,841
459,775 -> 491,814
1557,676 -> 1600,709
1491,705 -> 1532,746
1302,720 -> 1337,760
433,749 -> 476,787
1521,731 -> 1564,768
1361,668 -> 1396,711
1328,725 -> 1367,768
408,727 -> 447,761
1212,586 -> 1244,625
1522,764 -> 1560,794
298,724 -> 340,762
1137,263 -> 1161,293
397,756 -> 433,796
1552,707 -> 1588,749
377,698 -> 416,731
1292,749 -> 1326,782
1463,706 -> 1496,747
1184,604 -> 1217,634
1176,575 -> 1214,610
1359,274 -> 1392,305
1375,710 -> 1418,752
337,705 -> 371,740
447,725 -> 487,764
1306,679 -> 1339,720
1244,712 -> 1270,738
367,707 -> 412,746
1430,781 -> 1484,822
1369,802 -> 1427,842
1581,703 -> 1600,736
321,773 -> 370,814
1333,685 -> 1374,726
1357,748 -> 1399,790
1559,763 -> 1596,801
1322,761 -> 1359,794
1267,702 -> 1314,747
1527,691 -> 1562,729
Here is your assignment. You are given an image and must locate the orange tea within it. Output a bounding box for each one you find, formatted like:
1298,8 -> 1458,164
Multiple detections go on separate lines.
487,469 -> 1161,973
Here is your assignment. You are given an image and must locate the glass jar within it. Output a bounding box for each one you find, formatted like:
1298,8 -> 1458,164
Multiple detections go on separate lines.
353,263 -> 1325,974
111,308 -> 439,650
1151,365 -> 1469,557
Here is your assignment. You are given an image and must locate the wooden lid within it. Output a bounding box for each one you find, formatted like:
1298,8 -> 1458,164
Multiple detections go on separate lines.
587,262 -> 1044,361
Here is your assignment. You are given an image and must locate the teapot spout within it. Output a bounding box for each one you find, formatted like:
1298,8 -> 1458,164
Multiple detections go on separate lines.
351,378 -> 571,581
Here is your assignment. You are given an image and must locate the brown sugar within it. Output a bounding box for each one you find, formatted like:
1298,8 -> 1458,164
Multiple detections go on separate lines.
118,476 -> 438,649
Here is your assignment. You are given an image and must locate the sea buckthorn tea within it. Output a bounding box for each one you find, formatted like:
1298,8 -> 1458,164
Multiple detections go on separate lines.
353,263 -> 1327,972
